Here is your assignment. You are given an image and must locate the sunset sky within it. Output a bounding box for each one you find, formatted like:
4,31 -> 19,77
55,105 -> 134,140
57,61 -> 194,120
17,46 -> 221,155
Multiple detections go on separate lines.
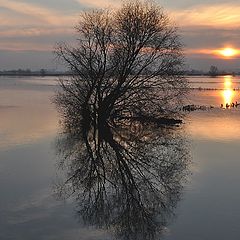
0,0 -> 240,71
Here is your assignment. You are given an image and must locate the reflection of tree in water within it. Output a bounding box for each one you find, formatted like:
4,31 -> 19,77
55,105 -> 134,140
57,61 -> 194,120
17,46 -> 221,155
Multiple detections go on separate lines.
55,116 -> 190,240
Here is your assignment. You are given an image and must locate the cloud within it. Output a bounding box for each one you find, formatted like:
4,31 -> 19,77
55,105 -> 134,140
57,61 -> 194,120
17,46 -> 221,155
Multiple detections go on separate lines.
75,0 -> 120,9
0,41 -> 51,51
0,0 -> 76,26
170,3 -> 240,28
170,3 -> 240,61
185,48 -> 240,59
0,27 -> 74,38
0,0 -> 78,50
0,27 -> 75,51
0,0 -> 239,70
181,26 -> 240,50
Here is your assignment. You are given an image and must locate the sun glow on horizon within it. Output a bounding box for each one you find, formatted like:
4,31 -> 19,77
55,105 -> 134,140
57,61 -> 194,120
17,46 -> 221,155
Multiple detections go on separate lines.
215,48 -> 240,58
187,47 -> 240,59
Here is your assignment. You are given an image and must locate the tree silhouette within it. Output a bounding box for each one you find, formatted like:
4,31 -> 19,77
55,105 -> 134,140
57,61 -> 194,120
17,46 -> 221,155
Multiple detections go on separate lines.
54,1 -> 187,129
54,3 -> 189,238
55,116 -> 190,240
209,65 -> 218,76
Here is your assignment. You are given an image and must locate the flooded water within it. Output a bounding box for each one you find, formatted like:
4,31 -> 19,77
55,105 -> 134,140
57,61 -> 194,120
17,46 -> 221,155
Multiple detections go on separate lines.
0,75 -> 240,239
165,76 -> 240,240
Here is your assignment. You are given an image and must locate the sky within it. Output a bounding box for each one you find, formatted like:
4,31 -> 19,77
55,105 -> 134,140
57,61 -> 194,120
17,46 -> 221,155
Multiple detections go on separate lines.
0,0 -> 240,71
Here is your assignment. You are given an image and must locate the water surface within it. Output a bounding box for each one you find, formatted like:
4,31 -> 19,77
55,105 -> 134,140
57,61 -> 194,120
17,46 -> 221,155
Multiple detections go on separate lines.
0,75 -> 240,239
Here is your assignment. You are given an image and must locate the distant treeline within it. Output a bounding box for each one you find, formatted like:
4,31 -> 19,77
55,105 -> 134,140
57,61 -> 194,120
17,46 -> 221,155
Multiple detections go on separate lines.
0,69 -> 72,76
185,66 -> 239,76
0,68 -> 239,77
184,71 -> 239,76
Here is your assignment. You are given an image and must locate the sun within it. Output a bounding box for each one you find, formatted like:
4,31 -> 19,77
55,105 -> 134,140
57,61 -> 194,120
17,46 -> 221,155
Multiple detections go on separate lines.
217,48 -> 239,57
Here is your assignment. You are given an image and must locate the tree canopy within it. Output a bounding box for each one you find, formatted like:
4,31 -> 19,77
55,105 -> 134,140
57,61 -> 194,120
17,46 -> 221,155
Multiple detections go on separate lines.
55,0 -> 187,131
54,3 -> 189,238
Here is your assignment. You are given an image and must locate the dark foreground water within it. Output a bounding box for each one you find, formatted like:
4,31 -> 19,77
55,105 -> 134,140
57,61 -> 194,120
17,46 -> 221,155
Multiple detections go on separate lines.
1,76 -> 240,240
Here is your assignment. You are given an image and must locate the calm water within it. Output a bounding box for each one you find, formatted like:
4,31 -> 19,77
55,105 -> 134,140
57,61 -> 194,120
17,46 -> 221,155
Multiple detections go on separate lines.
0,75 -> 240,239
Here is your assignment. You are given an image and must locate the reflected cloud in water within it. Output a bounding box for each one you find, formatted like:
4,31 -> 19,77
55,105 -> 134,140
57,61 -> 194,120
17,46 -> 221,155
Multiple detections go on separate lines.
0,88 -> 58,149
188,110 -> 240,141
55,116 -> 190,240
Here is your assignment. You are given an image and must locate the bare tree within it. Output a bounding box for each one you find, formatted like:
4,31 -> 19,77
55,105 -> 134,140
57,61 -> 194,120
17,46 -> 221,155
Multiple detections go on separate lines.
54,0 -> 187,131
54,3 -> 189,238
55,116 -> 190,240
209,65 -> 218,77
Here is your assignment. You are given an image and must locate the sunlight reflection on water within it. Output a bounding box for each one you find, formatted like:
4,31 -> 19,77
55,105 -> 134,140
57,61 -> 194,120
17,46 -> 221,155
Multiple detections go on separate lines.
188,75 -> 240,141
189,75 -> 240,108
222,75 -> 236,107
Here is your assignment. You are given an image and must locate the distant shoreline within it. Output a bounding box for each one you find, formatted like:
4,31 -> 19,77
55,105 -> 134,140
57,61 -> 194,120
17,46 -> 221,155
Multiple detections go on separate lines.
0,73 -> 239,77
0,73 -> 72,77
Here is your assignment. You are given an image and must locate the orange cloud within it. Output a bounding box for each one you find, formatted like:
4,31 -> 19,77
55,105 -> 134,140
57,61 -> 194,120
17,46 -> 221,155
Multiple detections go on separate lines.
0,27 -> 74,38
0,41 -> 54,51
0,0 -> 78,50
213,48 -> 240,58
75,0 -> 120,9
170,3 -> 240,28
186,47 -> 240,59
0,0 -> 77,26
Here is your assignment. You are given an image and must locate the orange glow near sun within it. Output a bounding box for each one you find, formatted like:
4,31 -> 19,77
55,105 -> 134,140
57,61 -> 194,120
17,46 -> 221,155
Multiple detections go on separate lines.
214,47 -> 240,58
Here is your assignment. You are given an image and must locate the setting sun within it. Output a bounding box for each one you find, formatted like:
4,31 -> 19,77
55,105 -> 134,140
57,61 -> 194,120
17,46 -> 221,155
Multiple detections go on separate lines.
216,47 -> 239,58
